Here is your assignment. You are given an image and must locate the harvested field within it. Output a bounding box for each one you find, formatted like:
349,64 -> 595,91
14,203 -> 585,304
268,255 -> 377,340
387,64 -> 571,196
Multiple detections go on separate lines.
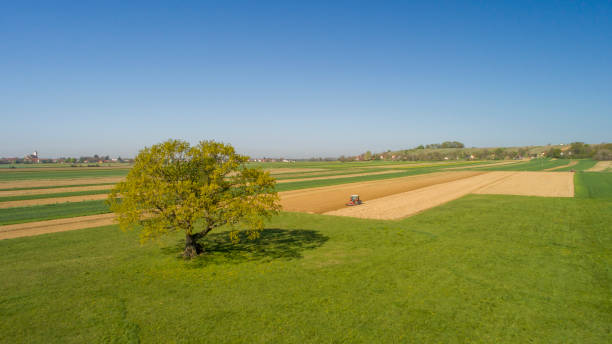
544,160 -> 577,171
278,171 -> 484,214
325,172 -> 513,220
0,193 -> 109,209
0,184 -> 112,197
586,161 -> 612,172
0,213 -> 115,240
0,177 -> 124,190
276,170 -> 400,184
474,171 -> 574,197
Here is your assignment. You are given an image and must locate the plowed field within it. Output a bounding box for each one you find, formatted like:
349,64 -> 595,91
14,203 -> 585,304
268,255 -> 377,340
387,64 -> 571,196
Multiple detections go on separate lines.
278,171 -> 484,213
325,172 -> 512,219
0,213 -> 115,240
474,171 -> 574,197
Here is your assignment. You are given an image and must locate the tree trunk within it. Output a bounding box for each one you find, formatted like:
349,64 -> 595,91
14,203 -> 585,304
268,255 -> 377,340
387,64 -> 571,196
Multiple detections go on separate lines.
183,232 -> 201,258
182,226 -> 214,259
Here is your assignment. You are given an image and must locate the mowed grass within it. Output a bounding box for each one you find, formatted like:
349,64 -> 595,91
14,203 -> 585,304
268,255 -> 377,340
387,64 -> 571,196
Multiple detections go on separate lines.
0,200 -> 109,225
1,191 -> 611,342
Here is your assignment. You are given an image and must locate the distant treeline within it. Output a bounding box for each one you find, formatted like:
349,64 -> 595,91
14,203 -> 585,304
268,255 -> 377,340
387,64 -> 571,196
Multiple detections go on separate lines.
418,141 -> 465,149
0,154 -> 134,164
546,142 -> 612,160
345,142 -> 612,162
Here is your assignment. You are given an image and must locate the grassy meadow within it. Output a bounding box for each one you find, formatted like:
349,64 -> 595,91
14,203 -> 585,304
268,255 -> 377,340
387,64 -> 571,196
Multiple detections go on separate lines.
1,172 -> 611,343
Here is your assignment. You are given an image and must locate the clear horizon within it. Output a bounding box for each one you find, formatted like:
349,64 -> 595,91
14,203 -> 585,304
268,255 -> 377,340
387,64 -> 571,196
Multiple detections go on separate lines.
2,1 -> 611,158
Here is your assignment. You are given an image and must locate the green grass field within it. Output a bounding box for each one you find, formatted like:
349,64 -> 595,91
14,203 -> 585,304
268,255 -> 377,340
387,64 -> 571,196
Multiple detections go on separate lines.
575,172 -> 612,199
555,159 -> 598,172
0,200 -> 109,225
1,173 -> 611,342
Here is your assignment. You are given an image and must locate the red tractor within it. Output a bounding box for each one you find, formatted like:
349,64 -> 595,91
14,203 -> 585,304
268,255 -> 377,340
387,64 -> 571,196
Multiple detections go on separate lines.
346,194 -> 363,206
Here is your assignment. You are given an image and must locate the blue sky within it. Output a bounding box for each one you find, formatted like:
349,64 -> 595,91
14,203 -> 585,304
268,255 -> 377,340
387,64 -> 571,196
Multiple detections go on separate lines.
1,1 -> 611,158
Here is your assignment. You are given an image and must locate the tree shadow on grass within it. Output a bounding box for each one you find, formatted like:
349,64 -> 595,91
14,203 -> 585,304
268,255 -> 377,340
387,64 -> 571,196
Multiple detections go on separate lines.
161,228 -> 329,266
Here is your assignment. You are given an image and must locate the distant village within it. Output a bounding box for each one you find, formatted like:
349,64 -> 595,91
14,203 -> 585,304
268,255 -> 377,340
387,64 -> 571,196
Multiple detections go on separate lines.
0,151 -> 134,165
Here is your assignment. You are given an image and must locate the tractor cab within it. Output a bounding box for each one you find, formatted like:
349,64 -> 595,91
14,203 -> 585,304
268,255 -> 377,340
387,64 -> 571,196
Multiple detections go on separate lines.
346,194 -> 363,206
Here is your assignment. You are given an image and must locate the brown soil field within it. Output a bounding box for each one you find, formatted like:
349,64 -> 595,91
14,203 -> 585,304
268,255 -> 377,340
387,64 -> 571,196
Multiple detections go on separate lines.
276,170 -> 400,184
325,172 -> 513,220
0,213 -> 115,240
0,193 -> 109,209
278,171 -> 484,214
0,177 -> 124,190
586,161 -> 612,172
0,184 -> 113,197
544,160 -> 577,171
474,171 -> 574,197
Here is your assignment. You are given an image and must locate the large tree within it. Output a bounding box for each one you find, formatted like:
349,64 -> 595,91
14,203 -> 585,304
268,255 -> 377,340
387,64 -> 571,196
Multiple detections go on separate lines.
108,139 -> 280,258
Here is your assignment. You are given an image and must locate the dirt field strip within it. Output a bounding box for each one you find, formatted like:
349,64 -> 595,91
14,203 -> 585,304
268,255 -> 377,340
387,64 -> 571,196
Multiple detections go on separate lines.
361,162 -> 457,169
266,168 -> 325,174
0,184 -> 113,197
446,160 -> 524,170
544,160 -> 578,171
586,161 -> 612,172
474,171 -> 574,197
278,171 -> 485,214
324,172 -> 514,220
0,213 -> 116,240
0,177 -> 125,190
276,170 -> 401,184
0,193 -> 109,209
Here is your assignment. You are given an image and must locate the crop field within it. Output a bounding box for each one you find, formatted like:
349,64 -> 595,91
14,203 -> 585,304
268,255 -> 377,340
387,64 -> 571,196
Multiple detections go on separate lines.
0,161 -> 611,342
476,158 -> 574,171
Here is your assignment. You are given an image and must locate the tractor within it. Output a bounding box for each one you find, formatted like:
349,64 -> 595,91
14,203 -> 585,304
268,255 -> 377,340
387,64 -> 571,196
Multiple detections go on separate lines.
346,194 -> 363,206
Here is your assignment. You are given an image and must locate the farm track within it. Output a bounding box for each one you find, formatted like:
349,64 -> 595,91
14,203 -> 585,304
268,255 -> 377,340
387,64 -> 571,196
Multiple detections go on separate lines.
325,172 -> 514,219
0,193 -> 110,209
0,213 -> 115,240
586,161 -> 612,172
0,177 -> 125,189
544,160 -> 578,171
279,171 -> 484,214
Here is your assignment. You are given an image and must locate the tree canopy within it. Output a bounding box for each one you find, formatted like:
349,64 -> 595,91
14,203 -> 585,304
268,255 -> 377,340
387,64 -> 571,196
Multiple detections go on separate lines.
108,139 -> 280,258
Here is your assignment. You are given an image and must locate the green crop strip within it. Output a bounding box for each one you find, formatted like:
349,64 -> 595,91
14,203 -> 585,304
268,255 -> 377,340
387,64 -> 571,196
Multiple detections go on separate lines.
0,200 -> 111,226
0,189 -> 111,203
